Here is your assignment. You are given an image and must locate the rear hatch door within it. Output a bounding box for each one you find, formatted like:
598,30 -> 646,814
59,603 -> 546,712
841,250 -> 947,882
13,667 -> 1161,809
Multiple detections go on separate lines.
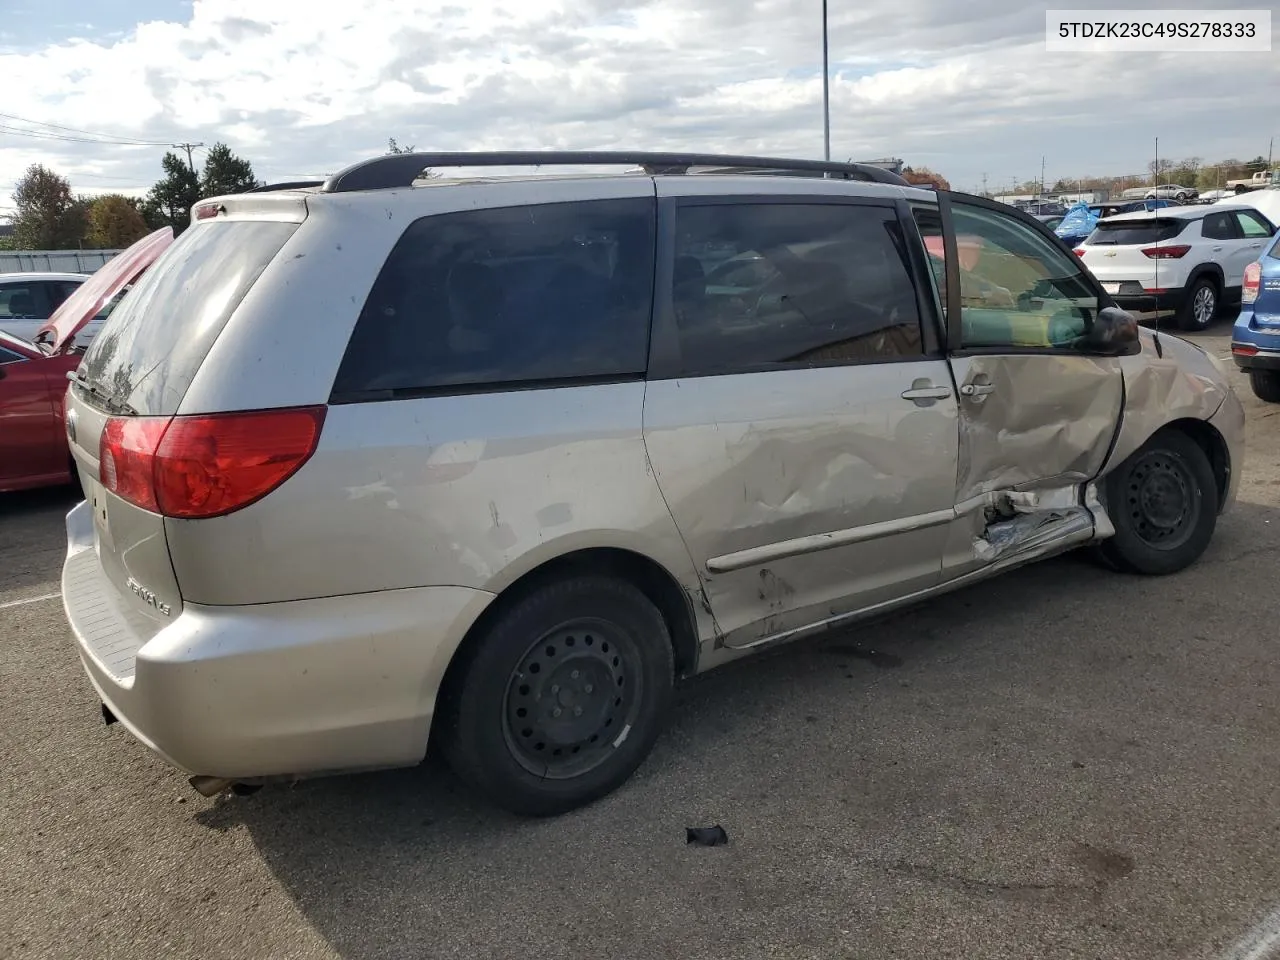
1076,216 -> 1190,294
66,212 -> 303,626
1254,238 -> 1280,328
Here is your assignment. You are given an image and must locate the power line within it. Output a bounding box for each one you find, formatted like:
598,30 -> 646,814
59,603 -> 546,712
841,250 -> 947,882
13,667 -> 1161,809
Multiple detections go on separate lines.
0,124 -> 161,147
173,142 -> 204,172
0,111 -> 171,146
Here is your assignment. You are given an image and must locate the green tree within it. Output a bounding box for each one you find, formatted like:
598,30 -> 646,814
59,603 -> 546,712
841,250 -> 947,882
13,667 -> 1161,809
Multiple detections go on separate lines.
387,137 -> 415,154
141,151 -> 201,234
10,164 -> 86,249
200,142 -> 260,198
85,194 -> 150,248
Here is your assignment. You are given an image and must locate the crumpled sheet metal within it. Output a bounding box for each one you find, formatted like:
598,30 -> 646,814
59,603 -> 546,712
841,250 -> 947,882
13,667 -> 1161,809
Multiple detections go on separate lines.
953,354 -> 1124,505
1102,330 -> 1228,473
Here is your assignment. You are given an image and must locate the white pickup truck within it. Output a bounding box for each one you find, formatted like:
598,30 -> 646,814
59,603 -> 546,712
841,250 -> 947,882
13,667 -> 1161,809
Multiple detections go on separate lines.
1228,170 -> 1279,192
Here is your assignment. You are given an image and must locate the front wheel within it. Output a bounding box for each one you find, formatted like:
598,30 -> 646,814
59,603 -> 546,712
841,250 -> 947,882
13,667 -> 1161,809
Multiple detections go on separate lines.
1249,369 -> 1280,403
437,576 -> 675,817
1098,428 -> 1218,575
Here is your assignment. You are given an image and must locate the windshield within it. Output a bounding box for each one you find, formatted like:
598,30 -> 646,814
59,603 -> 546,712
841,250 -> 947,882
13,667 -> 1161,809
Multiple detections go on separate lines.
79,220 -> 298,415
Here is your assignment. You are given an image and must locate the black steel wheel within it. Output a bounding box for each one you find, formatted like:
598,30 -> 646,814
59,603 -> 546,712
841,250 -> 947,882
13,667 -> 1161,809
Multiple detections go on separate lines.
1124,449 -> 1200,551
502,619 -> 643,780
437,575 -> 674,816
1098,427 -> 1218,575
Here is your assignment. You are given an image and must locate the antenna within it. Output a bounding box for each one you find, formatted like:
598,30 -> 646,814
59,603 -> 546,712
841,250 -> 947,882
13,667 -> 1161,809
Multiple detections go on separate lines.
1150,135 -> 1163,356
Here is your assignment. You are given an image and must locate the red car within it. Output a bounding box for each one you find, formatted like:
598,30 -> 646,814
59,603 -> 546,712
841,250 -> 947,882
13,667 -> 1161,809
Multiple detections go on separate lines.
0,228 -> 173,494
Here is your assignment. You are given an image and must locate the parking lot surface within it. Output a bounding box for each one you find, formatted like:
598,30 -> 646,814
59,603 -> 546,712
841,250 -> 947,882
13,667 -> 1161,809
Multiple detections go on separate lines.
2,326 -> 1279,960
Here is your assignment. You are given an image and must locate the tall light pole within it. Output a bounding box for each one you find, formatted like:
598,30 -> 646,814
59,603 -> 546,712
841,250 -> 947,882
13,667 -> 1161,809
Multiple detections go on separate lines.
821,0 -> 831,161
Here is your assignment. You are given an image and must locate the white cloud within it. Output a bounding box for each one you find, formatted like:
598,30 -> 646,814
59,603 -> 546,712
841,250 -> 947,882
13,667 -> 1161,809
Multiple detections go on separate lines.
0,0 -> 1276,200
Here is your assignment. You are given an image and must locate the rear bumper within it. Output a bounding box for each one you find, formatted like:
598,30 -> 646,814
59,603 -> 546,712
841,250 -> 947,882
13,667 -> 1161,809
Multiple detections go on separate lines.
1112,287 -> 1184,319
62,500 -> 493,780
1231,310 -> 1280,370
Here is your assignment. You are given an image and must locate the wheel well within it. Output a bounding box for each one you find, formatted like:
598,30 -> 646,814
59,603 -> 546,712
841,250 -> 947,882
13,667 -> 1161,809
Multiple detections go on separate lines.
1163,417 -> 1230,511
436,548 -> 701,713
1186,265 -> 1223,293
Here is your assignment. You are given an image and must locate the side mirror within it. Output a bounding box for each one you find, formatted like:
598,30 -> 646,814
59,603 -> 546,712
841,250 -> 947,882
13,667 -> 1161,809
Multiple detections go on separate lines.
1083,306 -> 1141,356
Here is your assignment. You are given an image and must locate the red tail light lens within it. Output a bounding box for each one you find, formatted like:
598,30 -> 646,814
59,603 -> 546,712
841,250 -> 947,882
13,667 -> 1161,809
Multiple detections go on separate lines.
1233,343 -> 1259,357
100,406 -> 326,518
1073,248 -> 1086,257
1140,244 -> 1191,259
1243,261 -> 1261,304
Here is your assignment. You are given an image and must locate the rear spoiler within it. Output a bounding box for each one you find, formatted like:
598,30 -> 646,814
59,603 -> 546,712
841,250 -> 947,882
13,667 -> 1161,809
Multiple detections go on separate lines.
189,192 -> 310,225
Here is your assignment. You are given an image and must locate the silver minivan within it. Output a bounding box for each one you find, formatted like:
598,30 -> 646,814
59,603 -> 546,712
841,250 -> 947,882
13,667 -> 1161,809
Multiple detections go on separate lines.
58,152 -> 1243,815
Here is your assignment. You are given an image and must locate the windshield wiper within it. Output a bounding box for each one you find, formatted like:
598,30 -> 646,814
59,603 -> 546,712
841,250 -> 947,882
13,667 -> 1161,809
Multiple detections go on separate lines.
66,371 -> 139,416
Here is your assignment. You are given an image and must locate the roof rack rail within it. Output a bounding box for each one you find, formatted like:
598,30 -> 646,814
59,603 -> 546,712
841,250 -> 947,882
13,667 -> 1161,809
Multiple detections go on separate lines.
320,151 -> 911,193
247,180 -> 325,193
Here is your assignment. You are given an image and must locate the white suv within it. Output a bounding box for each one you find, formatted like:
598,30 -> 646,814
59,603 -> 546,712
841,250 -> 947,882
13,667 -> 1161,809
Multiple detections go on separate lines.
1075,205 -> 1277,330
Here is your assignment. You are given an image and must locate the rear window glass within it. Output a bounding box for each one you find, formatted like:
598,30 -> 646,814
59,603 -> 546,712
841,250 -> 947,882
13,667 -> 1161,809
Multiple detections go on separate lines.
80,220 -> 297,415
1086,219 -> 1185,245
331,198 -> 655,399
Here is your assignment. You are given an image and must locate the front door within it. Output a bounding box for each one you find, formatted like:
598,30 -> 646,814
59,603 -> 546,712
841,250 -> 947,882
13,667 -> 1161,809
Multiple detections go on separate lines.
913,195 -> 1125,580
642,190 -> 959,648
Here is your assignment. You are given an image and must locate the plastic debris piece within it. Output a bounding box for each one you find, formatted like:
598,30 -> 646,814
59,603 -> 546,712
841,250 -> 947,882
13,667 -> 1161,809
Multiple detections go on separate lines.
686,825 -> 729,846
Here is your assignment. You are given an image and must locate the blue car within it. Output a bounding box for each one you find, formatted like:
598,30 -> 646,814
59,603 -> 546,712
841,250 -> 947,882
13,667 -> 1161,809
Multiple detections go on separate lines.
1231,230 -> 1280,402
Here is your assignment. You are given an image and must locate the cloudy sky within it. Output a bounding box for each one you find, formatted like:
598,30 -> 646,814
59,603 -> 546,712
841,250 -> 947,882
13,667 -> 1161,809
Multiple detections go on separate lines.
0,0 -> 1276,215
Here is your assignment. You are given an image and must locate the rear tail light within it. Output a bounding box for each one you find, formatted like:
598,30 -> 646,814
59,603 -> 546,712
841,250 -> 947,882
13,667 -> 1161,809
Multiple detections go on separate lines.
1243,261 -> 1261,304
1073,248 -> 1086,257
1233,343 -> 1259,357
1140,244 -> 1191,259
100,406 -> 326,519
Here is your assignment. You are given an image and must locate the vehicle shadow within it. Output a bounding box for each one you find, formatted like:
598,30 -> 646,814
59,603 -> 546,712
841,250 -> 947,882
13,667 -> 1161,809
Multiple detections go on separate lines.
194,500 -> 1280,960
0,484 -> 82,596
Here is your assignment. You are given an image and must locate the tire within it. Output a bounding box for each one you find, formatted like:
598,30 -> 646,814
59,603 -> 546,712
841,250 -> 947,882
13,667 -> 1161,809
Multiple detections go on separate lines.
1176,276 -> 1218,331
437,575 -> 674,817
1098,428 -> 1218,576
1250,369 -> 1280,403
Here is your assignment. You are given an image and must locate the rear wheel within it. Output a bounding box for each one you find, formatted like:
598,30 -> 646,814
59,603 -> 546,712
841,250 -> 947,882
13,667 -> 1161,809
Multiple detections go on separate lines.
1098,428 -> 1218,575
438,576 -> 674,817
1176,277 -> 1218,331
1249,369 -> 1280,403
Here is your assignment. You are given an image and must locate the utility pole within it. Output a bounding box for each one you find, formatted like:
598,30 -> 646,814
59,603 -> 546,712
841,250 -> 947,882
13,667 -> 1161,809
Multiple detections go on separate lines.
173,142 -> 204,173
1040,155 -> 1046,197
821,0 -> 830,161
981,172 -> 988,197
1153,137 -> 1159,187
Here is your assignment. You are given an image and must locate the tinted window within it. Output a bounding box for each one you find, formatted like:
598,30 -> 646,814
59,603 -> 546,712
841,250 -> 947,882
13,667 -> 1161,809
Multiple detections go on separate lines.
80,220 -> 297,415
949,202 -> 1098,349
0,281 -> 47,319
0,347 -> 23,364
668,203 -> 922,375
49,281 -> 80,312
1237,210 -> 1274,238
1087,219 -> 1185,245
1201,212 -> 1239,241
332,198 -> 655,398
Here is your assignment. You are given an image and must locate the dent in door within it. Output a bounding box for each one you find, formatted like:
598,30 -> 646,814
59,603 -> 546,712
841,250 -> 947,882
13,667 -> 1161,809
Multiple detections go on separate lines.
952,354 -> 1124,503
643,366 -> 959,644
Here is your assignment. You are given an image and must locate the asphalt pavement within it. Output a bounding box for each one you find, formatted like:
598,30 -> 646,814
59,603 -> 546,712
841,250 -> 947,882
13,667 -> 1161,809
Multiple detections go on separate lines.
2,326 -> 1279,960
